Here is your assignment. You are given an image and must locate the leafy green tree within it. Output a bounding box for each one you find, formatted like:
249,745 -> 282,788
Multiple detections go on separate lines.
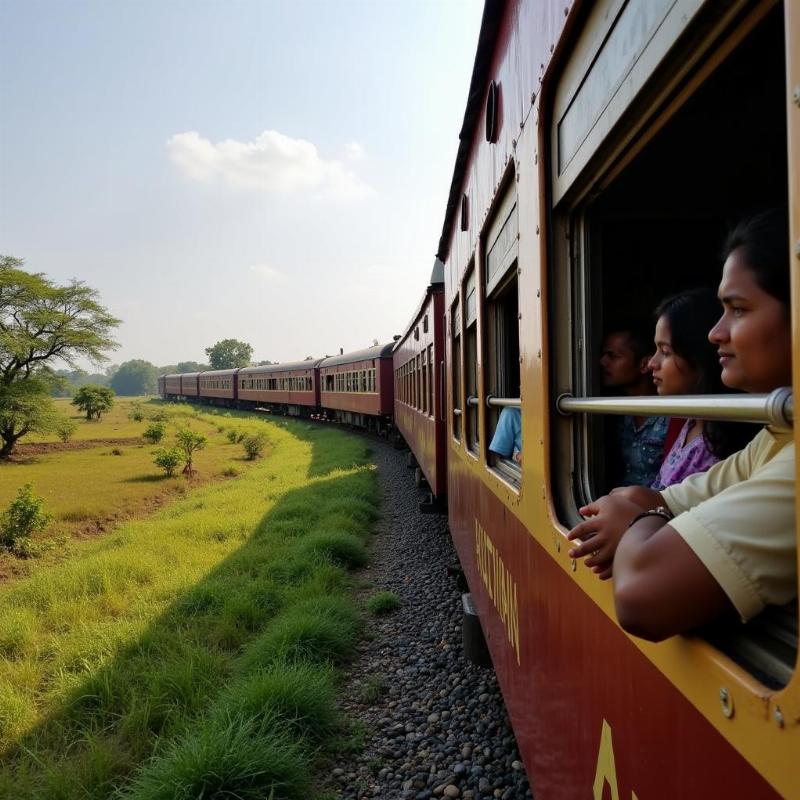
204,339 -> 253,369
0,378 -> 61,457
153,447 -> 183,477
175,427 -> 206,476
0,256 -> 119,457
110,359 -> 158,396
72,384 -> 115,420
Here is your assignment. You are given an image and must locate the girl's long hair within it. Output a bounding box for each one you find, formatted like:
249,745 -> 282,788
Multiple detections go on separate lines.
654,288 -> 756,458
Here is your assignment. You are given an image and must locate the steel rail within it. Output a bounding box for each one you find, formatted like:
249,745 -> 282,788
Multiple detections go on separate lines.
486,395 -> 521,408
556,387 -> 793,428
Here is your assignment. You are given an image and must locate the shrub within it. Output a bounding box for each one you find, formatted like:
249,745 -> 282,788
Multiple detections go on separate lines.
143,422 -> 167,444
242,433 -> 267,461
55,417 -> 78,443
111,447 -> 123,456
221,465 -> 240,478
366,591 -> 400,616
226,430 -> 238,444
176,428 -> 207,477
129,403 -> 145,422
154,447 -> 184,477
0,484 -> 52,553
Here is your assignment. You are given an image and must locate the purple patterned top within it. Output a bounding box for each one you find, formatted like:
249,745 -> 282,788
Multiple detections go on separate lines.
651,419 -> 719,490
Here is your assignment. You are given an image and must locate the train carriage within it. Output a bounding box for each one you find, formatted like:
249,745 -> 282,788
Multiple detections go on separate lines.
180,372 -> 201,400
441,1 -> 799,798
319,343 -> 395,432
393,259 -> 448,500
197,368 -> 237,403
157,375 -> 166,398
164,374 -> 182,398
237,360 -> 322,415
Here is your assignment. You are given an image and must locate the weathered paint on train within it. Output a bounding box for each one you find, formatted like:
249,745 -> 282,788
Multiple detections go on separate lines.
237,360 -> 322,409
441,0 -> 800,797
319,344 -> 395,418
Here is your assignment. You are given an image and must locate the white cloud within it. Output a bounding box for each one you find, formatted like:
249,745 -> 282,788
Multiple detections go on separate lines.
249,263 -> 287,282
345,141 -> 365,161
167,130 -> 373,199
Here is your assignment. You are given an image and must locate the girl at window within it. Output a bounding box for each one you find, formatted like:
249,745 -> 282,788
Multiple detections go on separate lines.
568,209 -> 794,640
648,288 -> 756,490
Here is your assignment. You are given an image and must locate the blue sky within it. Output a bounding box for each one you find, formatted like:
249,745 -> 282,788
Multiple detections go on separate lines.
0,0 -> 483,368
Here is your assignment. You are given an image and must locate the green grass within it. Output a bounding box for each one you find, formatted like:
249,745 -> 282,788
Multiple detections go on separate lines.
0,412 -> 380,799
0,401 -> 263,573
366,590 -> 401,616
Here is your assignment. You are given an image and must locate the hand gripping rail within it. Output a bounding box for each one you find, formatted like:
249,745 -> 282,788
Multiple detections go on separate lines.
555,387 -> 794,429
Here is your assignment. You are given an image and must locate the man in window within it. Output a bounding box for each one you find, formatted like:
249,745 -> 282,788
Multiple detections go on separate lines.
601,325 -> 667,486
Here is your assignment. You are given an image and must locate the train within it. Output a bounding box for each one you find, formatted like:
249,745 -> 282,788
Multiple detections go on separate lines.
161,0 -> 800,797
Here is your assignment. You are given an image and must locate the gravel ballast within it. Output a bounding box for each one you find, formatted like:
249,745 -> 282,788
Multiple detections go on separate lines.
330,438 -> 533,800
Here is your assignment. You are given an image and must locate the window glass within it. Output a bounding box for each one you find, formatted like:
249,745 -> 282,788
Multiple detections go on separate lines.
451,298 -> 462,441
464,268 -> 479,453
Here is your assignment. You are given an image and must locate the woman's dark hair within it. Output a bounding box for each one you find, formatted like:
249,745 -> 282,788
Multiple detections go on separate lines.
722,208 -> 790,306
654,288 -> 756,458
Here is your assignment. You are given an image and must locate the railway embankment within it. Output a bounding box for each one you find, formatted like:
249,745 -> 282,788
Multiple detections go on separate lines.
329,439 -> 533,800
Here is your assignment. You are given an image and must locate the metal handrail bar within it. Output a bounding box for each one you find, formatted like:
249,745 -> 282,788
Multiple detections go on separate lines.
453,408 -> 462,416
556,387 -> 793,428
467,395 -> 480,407
486,395 -> 522,408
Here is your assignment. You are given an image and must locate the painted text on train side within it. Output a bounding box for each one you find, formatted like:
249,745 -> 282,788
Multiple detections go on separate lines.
474,519 -> 520,665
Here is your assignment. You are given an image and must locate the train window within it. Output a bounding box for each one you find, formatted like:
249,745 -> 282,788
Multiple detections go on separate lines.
464,267 -> 479,455
427,344 -> 434,418
451,298 -> 462,441
417,354 -> 423,411
550,4 -> 794,687
421,350 -> 427,414
483,184 -> 520,487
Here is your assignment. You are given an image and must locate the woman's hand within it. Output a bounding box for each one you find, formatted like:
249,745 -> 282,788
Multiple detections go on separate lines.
567,494 -> 648,578
610,485 -> 664,508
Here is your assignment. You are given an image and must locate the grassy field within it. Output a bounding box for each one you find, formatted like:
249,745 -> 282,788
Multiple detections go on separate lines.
0,404 -> 380,799
0,399 -> 265,577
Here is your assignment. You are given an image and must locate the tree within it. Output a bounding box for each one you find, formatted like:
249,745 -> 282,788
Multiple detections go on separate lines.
0,256 -> 119,457
176,360 -> 208,373
204,339 -> 253,370
72,384 -> 115,420
175,427 -> 206,476
110,359 -> 158,396
0,379 -> 61,457
0,484 -> 52,554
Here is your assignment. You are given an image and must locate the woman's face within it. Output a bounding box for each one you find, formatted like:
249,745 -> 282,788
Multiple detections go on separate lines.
709,248 -> 792,393
647,316 -> 699,395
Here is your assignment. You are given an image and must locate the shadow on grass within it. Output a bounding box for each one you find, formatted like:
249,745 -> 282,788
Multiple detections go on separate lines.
0,420 -> 380,800
124,474 -> 174,484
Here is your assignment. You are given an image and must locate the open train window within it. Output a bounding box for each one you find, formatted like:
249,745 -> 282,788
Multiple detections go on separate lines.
483,184 -> 521,487
550,3 -> 795,688
451,298 -> 462,441
427,344 -> 434,417
464,266 -> 479,455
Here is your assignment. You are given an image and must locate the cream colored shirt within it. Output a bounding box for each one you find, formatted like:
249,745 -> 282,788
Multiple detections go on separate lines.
661,427 -> 796,622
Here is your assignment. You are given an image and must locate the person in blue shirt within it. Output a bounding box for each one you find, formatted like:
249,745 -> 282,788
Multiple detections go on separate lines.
601,325 -> 668,486
489,406 -> 522,464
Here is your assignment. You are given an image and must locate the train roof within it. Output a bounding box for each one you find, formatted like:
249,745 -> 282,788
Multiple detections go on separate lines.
436,0 -> 504,261
319,342 -> 395,368
394,259 -> 445,352
238,359 -> 324,374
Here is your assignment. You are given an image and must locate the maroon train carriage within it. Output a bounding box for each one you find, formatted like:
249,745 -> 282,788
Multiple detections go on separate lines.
318,343 -> 395,433
180,372 -> 201,400
237,360 -> 323,416
393,259 -> 447,501
197,368 -> 237,405
163,374 -> 182,399
157,375 -> 166,398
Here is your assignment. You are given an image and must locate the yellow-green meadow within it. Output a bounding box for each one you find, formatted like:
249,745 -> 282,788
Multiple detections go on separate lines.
0,401 -> 379,799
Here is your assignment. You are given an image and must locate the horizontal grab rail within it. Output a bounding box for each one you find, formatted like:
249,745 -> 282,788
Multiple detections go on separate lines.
466,396 -> 480,407
486,395 -> 521,409
556,387 -> 793,428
